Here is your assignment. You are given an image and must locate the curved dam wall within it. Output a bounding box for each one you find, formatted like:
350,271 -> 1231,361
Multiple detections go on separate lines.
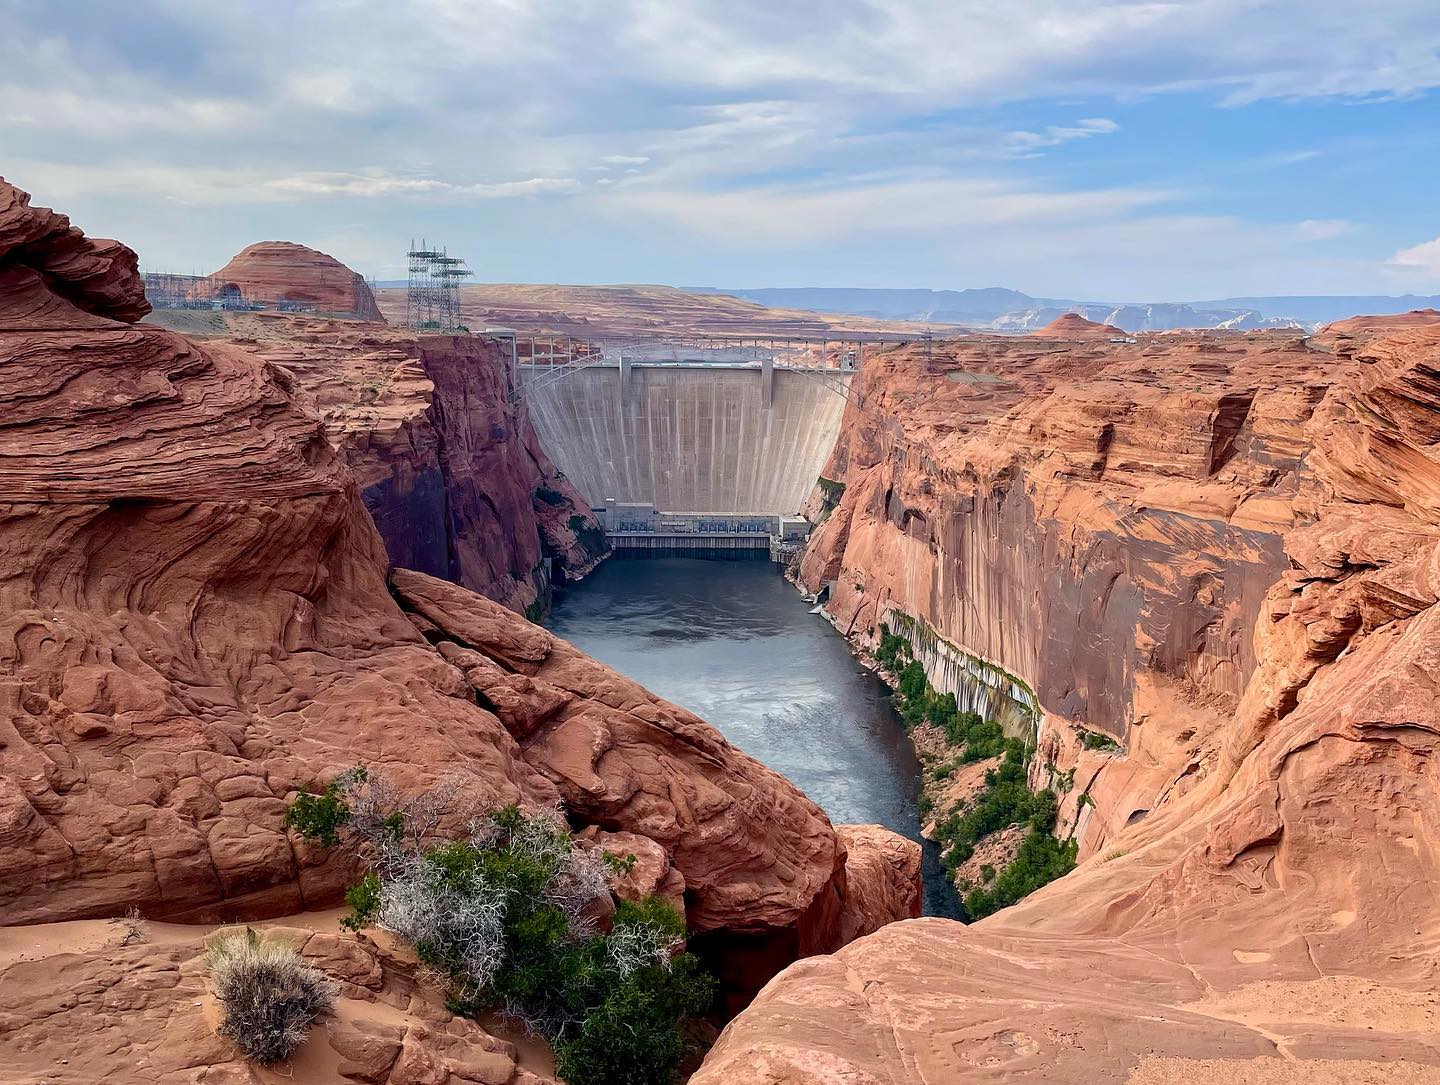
520,363 -> 850,514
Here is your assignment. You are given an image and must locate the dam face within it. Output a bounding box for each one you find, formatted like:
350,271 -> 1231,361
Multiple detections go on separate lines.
520,363 -> 850,517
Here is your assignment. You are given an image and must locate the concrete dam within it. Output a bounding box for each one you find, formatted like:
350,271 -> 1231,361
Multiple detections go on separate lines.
519,359 -> 852,551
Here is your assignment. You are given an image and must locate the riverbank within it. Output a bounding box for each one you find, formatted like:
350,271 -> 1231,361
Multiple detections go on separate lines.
790,561 -> 1077,918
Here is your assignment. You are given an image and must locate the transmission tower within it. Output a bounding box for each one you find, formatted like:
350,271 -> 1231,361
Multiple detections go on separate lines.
406,240 -> 472,332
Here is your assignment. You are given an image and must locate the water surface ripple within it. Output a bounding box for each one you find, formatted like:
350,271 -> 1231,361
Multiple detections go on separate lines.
547,556 -> 959,918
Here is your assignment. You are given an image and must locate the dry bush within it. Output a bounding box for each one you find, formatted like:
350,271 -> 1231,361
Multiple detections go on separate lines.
205,929 -> 337,1064
114,905 -> 147,946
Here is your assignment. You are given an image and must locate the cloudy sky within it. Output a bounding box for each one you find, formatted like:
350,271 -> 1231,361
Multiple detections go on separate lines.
4,0 -> 1440,300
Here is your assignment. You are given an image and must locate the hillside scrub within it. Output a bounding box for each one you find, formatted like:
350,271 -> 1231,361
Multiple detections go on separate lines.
205,929 -> 337,1065
875,623 -> 1076,920
284,769 -> 714,1085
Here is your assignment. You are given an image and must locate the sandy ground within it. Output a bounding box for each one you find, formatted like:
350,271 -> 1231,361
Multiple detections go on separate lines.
1127,1057 -> 1440,1084
0,907 -> 558,1083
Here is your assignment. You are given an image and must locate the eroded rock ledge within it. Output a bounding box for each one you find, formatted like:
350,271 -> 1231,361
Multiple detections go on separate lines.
148,300 -> 607,616
695,319 -> 1440,1081
0,178 -> 919,1078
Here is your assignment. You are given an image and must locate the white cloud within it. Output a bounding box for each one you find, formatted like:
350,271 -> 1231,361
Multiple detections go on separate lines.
263,171 -> 583,199
1005,117 -> 1120,155
4,0 -> 1438,295
1295,219 -> 1353,241
7,161 -> 582,206
1392,235 -> 1440,275
603,174 -> 1173,245
0,83 -> 260,137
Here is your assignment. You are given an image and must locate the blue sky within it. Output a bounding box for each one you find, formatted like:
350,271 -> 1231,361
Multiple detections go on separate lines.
3,0 -> 1439,300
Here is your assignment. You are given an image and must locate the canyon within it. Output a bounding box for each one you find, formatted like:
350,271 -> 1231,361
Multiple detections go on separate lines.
696,311 -> 1440,1081
4,172 -> 1439,1085
0,180 -> 917,1082
146,305 -> 608,614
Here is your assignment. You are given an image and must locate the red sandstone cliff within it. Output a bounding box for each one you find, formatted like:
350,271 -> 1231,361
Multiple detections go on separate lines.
208,240 -> 385,321
252,314 -> 601,611
0,180 -> 917,1077
145,310 -> 606,613
694,319 -> 1440,1082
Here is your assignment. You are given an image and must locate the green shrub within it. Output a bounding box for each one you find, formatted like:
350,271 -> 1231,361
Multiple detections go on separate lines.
206,930 -> 336,1064
342,873 -> 382,931
535,485 -> 569,507
963,830 -> 1078,919
870,628 -> 1074,922
282,767 -> 364,846
897,660 -> 927,701
554,952 -> 713,1085
568,514 -> 608,553
935,745 -> 1060,873
285,777 -> 713,1085
1079,729 -> 1120,751
874,624 -> 911,671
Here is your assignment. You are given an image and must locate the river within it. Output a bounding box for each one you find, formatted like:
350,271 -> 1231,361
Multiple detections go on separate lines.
546,555 -> 959,917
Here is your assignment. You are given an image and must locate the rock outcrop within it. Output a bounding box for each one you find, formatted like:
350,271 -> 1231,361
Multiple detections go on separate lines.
208,240 -> 385,321
190,312 -> 608,612
695,322 -> 1440,1081
833,825 -> 921,944
0,178 -> 916,1063
0,916 -> 560,1085
1031,311 -> 1124,338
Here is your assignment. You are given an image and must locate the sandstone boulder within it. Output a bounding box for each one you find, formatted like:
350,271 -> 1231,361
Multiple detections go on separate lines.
834,824 -> 921,944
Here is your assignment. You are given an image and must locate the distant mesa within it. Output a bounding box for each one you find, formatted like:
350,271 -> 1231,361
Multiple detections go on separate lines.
1030,312 -> 1124,339
1323,307 -> 1440,335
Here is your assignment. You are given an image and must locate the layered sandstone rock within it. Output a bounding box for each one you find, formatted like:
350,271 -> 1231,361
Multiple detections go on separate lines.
208,240 -> 385,321
798,329 -> 1330,836
833,825 -> 921,944
0,179 -> 914,1045
695,323 -> 1440,1081
191,312 -> 607,612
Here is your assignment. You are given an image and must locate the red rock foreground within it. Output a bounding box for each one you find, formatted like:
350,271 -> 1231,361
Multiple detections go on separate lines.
0,179 -> 918,1078
694,317 -> 1440,1081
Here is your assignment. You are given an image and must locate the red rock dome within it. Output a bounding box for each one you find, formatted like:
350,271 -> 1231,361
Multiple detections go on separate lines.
1032,312 -> 1125,338
207,240 -> 384,322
